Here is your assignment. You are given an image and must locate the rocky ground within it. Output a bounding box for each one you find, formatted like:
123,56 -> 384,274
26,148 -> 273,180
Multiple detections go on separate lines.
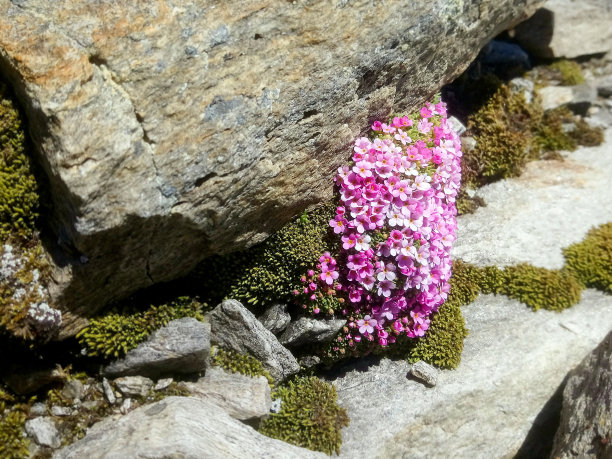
331,97 -> 612,458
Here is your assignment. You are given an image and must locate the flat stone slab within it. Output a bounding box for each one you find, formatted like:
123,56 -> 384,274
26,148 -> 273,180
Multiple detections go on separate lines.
330,290 -> 612,458
53,396 -> 325,459
452,128 -> 612,269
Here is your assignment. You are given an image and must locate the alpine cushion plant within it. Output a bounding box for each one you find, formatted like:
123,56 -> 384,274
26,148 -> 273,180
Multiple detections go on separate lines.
295,99 -> 462,358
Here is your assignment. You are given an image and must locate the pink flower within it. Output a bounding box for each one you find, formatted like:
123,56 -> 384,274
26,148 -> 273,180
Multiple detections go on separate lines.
342,233 -> 357,250
377,279 -> 396,298
357,315 -> 377,334
420,106 -> 432,118
329,216 -> 348,234
371,121 -> 382,131
418,118 -> 433,134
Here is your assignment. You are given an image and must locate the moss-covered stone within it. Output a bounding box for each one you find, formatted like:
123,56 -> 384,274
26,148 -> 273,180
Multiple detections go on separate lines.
77,297 -> 207,359
0,83 -> 39,242
0,403 -> 29,459
549,59 -> 585,86
197,203 -> 336,311
259,376 -> 349,455
0,240 -> 50,340
211,347 -> 274,388
500,264 -> 583,312
564,223 -> 612,294
463,84 -> 539,186
570,118 -> 605,147
533,106 -> 577,152
405,293 -> 469,370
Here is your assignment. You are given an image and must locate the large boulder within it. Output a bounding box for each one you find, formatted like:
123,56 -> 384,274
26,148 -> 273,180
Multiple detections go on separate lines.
53,396 -> 325,458
513,0 -> 612,59
550,330 -> 612,459
0,0 -> 545,335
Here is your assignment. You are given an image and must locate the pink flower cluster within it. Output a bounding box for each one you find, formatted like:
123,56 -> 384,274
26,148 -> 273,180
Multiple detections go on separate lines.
296,100 -> 462,355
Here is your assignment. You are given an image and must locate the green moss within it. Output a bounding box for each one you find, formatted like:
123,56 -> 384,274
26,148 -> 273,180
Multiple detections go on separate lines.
406,293 -> 469,370
477,265 -> 507,295
499,264 -> 583,311
77,297 -> 207,358
570,118 -> 605,147
533,107 -> 577,153
197,203 -> 335,311
0,240 -> 50,340
564,223 -> 612,293
464,85 -> 539,186
0,402 -> 29,459
456,189 -> 486,215
549,60 -> 585,86
211,347 -> 274,388
259,376 -> 349,455
0,83 -> 39,242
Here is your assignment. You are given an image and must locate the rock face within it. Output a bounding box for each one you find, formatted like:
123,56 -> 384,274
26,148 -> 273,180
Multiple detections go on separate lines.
180,367 -> 271,423
53,396 -> 325,459
513,0 -> 612,59
331,291 -> 612,459
208,300 -> 299,382
0,0 -> 545,334
551,330 -> 612,459
103,317 -> 210,378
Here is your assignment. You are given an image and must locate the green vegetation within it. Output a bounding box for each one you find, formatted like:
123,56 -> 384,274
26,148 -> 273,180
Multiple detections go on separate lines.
197,203 -> 335,311
77,297 -> 208,358
459,81 -> 603,213
0,241 -> 50,340
406,298 -> 468,369
259,376 -> 349,455
211,347 -> 274,388
0,83 -> 39,242
564,222 -> 612,293
0,403 -> 29,459
549,59 -> 585,86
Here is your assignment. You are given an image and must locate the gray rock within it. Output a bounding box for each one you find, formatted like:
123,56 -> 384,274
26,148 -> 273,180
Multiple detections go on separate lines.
30,402 -> 47,416
103,318 -> 210,378
298,355 -> 322,371
53,397 -> 325,458
180,367 -> 271,423
452,128 -> 612,269
119,398 -> 132,415
0,1 -> 546,335
51,406 -> 73,417
510,77 -> 535,104
279,317 -> 346,348
597,75 -> 612,98
102,378 -> 116,405
447,116 -> 466,136
330,291 -> 612,458
409,361 -> 438,387
153,378 -> 173,391
568,83 -> 598,116
258,304 -> 291,335
113,376 -> 153,397
461,136 -> 477,153
61,380 -> 85,401
26,417 -> 61,449
208,300 -> 299,382
270,398 -> 282,414
513,0 -> 612,58
538,86 -> 574,111
551,330 -> 612,459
